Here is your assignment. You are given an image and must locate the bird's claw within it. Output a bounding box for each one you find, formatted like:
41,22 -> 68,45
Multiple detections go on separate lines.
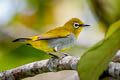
47,57 -> 58,72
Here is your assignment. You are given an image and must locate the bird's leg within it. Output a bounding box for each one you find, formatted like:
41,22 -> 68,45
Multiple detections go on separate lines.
54,46 -> 70,56
47,52 -> 59,58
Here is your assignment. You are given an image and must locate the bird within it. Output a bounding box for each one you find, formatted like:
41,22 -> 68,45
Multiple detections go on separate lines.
12,18 -> 90,58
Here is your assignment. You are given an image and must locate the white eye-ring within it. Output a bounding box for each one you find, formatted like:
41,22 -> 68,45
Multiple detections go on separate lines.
74,23 -> 79,29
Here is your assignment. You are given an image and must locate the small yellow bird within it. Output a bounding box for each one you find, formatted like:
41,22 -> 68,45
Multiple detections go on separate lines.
13,18 -> 89,57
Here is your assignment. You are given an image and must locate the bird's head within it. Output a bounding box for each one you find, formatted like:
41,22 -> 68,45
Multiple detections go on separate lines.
64,18 -> 90,38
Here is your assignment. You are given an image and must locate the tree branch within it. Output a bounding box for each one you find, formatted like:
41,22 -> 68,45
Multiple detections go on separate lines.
0,56 -> 79,80
107,50 -> 120,79
0,50 -> 120,80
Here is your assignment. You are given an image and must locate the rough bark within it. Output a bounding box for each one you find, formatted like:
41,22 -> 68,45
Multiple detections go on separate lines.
0,51 -> 120,80
0,56 -> 79,80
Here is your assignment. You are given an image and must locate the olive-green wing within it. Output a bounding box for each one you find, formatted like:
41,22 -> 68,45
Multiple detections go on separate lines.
31,27 -> 71,41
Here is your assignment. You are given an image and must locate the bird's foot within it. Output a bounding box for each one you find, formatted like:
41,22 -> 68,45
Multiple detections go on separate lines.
47,56 -> 58,72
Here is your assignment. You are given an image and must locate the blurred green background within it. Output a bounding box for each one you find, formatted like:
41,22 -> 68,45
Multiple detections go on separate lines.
0,0 -> 119,78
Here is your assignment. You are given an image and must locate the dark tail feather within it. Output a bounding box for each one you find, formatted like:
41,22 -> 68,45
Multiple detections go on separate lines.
12,38 -> 31,42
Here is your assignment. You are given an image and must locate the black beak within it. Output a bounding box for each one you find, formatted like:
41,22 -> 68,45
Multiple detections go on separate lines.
79,24 -> 90,27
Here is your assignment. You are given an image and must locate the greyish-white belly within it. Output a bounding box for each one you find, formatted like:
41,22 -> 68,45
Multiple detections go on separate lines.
48,33 -> 76,50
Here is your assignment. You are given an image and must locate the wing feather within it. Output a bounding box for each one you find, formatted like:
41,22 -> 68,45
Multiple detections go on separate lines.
31,27 -> 70,41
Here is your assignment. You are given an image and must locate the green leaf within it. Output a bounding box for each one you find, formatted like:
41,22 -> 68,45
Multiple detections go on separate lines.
105,20 -> 120,39
77,21 -> 120,80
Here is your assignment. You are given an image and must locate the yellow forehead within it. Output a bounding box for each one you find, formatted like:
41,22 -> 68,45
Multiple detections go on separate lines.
65,18 -> 83,25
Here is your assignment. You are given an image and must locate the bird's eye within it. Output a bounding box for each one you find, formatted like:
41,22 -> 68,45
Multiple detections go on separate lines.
73,23 -> 79,29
